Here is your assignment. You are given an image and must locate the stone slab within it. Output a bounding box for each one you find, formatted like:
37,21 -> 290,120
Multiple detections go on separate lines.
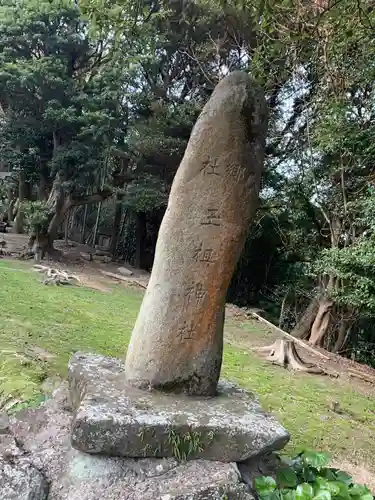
5,384 -> 254,500
69,353 -> 289,462
0,459 -> 49,500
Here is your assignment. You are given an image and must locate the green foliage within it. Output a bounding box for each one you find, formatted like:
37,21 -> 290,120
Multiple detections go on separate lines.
312,192 -> 375,314
22,201 -> 49,233
123,175 -> 167,212
0,0 -> 128,208
254,451 -> 373,500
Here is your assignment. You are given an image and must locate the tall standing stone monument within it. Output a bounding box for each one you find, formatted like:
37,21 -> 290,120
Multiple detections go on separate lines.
125,71 -> 268,396
68,71 -> 289,464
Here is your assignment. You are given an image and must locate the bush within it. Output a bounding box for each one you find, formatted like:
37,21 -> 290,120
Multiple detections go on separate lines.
22,201 -> 49,234
254,450 -> 373,500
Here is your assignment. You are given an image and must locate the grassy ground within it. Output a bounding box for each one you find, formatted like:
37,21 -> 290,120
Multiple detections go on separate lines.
1,260 -> 374,474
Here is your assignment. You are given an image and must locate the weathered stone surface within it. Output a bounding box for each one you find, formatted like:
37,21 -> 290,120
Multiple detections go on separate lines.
0,459 -> 49,500
6,384 -> 254,500
0,411 -> 10,434
69,353 -> 289,462
0,433 -> 24,457
125,71 -> 268,397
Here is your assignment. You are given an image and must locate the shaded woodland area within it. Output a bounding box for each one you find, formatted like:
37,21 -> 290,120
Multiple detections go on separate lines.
1,0 -> 375,366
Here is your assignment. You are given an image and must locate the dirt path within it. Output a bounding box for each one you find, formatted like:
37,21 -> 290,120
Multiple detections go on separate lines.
0,233 -> 150,292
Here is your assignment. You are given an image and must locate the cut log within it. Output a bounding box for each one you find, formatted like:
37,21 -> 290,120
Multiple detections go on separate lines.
118,266 -> 133,277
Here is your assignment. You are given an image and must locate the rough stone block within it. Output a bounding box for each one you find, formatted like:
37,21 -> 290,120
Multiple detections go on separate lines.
6,385 -> 254,500
0,459 -> 49,500
69,353 -> 289,462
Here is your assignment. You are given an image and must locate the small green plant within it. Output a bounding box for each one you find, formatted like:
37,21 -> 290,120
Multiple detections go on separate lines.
254,450 -> 373,500
166,429 -> 205,461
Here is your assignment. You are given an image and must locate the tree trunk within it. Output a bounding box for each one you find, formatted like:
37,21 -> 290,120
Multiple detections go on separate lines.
38,172 -> 49,201
291,298 -> 319,339
23,165 -> 113,259
14,171 -> 26,233
309,298 -> 334,346
7,186 -> 15,222
27,177 -> 69,258
64,209 -> 70,244
109,195 -> 123,256
135,211 -> 146,269
81,204 -> 88,244
332,314 -> 354,353
27,232 -> 54,262
93,201 -> 102,247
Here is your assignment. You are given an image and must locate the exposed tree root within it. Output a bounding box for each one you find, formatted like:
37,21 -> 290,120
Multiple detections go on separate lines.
254,339 -> 324,374
33,265 -> 81,286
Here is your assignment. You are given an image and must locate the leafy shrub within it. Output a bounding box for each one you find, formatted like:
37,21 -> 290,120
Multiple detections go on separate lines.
22,201 -> 49,233
254,450 -> 373,500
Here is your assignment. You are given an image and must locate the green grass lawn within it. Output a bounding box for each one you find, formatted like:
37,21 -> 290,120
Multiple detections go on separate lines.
1,260 -> 374,471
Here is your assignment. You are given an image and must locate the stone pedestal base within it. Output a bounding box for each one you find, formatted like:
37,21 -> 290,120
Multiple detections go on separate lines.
68,353 -> 289,462
2,385 -> 255,500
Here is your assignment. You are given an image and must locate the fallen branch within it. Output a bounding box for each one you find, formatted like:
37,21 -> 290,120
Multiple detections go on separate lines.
100,270 -> 148,289
33,265 -> 81,286
101,270 -> 132,282
347,368 -> 375,384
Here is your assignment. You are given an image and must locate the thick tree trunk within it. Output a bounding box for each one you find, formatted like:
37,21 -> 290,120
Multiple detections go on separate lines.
7,186 -> 15,223
135,211 -> 146,269
332,314 -> 355,353
291,298 -> 319,339
93,202 -> 102,247
25,178 -> 68,260
27,232 -> 55,262
23,164 -> 113,260
38,172 -> 49,201
14,171 -> 26,233
109,195 -> 123,256
48,210 -> 64,241
81,204 -> 88,244
64,209 -> 70,244
309,298 -> 334,346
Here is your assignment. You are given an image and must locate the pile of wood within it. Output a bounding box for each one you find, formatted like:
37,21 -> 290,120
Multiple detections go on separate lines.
33,265 -> 81,286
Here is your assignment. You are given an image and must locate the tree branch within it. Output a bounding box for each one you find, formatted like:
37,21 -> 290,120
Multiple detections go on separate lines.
68,189 -> 113,208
